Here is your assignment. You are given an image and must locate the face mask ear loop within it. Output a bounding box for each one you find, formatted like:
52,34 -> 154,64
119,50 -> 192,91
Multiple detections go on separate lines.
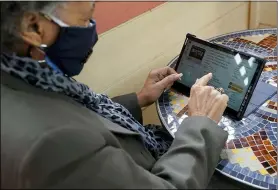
37,44 -> 48,64
28,44 -> 47,64
38,44 -> 69,77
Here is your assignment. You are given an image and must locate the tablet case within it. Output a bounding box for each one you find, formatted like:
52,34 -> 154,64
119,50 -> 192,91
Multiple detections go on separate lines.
243,81 -> 276,117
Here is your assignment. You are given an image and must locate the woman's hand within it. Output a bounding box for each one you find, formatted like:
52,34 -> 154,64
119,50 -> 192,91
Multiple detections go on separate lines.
187,73 -> 229,124
137,67 -> 182,108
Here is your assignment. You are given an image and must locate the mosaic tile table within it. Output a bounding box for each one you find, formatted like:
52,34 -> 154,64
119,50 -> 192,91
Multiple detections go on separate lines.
156,28 -> 277,189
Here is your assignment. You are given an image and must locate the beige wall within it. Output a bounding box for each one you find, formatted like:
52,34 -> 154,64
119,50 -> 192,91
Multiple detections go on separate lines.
75,2 -> 249,124
249,2 -> 277,29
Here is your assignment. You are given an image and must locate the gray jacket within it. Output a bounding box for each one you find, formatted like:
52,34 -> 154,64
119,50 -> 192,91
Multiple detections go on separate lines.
1,71 -> 228,189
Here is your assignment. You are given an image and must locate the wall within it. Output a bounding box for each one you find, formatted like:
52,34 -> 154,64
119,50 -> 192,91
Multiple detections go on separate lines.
249,2 -> 277,29
75,2 -> 249,125
93,2 -> 164,34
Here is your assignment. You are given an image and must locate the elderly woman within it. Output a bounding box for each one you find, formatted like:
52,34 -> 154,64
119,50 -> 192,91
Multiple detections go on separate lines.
1,2 -> 229,189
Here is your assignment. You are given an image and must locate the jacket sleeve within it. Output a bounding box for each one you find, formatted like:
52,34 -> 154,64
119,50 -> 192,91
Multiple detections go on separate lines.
19,116 -> 228,189
111,93 -> 143,124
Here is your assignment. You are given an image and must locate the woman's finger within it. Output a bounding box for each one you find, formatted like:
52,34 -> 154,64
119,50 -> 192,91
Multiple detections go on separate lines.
157,73 -> 182,89
195,73 -> 212,86
208,94 -> 228,123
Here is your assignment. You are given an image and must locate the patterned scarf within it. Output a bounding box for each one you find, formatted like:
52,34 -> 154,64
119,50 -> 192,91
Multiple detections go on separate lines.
1,53 -> 173,159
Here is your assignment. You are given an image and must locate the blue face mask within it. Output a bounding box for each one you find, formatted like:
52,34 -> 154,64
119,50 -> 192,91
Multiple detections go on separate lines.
44,18 -> 98,77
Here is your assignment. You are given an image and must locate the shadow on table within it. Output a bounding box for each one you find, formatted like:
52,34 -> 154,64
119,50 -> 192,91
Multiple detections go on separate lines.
207,171 -> 258,189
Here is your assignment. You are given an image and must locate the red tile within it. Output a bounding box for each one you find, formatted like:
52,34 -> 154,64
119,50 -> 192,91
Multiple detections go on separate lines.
261,150 -> 268,155
254,132 -> 260,136
266,167 -> 275,174
249,141 -> 256,146
269,160 -> 276,166
240,137 -> 248,143
227,142 -> 235,149
269,105 -> 274,109
255,139 -> 263,145
177,106 -> 188,117
247,136 -> 254,141
266,146 -> 274,151
257,34 -> 277,49
233,38 -> 257,45
242,142 -> 249,147
269,101 -> 275,106
270,151 -> 277,157
254,136 -> 261,141
264,154 -> 272,161
258,145 -> 265,150
264,140 -> 271,146
262,161 -> 270,168
254,151 -> 262,156
251,146 -> 259,151
258,156 -> 265,162
271,65 -> 277,69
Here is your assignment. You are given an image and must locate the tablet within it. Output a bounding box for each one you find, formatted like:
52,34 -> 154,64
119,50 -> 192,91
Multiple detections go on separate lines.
173,34 -> 266,120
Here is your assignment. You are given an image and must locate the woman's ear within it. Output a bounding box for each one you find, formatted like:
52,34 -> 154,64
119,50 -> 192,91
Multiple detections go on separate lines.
20,12 -> 44,47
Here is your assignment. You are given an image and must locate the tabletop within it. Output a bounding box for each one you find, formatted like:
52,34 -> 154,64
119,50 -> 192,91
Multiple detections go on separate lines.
156,28 -> 277,190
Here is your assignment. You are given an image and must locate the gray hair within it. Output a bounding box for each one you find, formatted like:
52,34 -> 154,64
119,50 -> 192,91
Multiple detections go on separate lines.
0,2 -> 63,52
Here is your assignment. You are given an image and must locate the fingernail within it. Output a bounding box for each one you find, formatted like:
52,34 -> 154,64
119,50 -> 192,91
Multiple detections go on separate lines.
178,73 -> 183,80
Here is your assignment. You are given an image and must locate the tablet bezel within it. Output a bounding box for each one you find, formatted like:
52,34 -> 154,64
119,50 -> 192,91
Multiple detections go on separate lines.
172,34 -> 266,120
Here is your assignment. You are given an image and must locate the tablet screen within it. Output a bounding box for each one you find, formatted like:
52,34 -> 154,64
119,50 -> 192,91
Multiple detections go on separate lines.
176,37 -> 261,112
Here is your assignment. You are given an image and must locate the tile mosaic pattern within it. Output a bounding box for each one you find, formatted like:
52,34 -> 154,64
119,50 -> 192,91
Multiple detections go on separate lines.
257,34 -> 277,49
157,28 -> 277,189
